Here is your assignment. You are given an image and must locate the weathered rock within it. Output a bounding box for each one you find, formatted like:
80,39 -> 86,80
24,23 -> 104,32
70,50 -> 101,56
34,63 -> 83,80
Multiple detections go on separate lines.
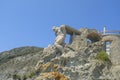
0,25 -> 120,80
35,72 -> 69,80
0,46 -> 43,80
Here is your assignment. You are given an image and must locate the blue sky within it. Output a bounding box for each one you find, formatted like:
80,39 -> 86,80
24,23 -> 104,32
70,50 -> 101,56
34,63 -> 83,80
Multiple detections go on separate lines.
0,0 -> 120,52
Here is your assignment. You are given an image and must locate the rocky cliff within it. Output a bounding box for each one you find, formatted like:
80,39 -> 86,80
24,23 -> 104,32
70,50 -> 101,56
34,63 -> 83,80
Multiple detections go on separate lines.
0,46 -> 43,80
0,25 -> 120,80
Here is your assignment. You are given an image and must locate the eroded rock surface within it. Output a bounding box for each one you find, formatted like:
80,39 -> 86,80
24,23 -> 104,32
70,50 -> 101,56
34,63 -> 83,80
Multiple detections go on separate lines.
0,25 -> 120,80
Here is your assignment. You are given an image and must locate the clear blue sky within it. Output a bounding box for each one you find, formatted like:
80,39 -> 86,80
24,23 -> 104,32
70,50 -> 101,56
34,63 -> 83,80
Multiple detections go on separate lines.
0,0 -> 120,52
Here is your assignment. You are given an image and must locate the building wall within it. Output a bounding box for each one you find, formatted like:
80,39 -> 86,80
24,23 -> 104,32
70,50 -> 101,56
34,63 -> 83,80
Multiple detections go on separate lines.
102,35 -> 120,65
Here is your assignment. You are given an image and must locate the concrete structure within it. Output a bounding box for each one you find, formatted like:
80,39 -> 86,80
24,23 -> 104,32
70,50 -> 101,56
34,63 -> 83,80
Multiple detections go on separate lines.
102,35 -> 120,65
52,25 -> 81,53
52,25 -> 120,65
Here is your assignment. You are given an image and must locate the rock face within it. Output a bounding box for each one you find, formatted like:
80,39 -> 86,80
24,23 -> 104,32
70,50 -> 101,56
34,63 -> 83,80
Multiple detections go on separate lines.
0,25 -> 120,80
0,46 -> 43,80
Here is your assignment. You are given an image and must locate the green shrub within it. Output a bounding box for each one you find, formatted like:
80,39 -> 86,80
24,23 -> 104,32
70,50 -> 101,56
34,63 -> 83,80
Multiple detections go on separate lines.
96,50 -> 109,61
13,74 -> 21,80
28,71 -> 35,78
87,32 -> 101,42
23,75 -> 27,80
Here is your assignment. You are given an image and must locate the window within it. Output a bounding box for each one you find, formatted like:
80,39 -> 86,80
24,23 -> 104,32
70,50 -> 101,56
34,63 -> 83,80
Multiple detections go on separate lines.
105,41 -> 111,55
65,35 -> 71,44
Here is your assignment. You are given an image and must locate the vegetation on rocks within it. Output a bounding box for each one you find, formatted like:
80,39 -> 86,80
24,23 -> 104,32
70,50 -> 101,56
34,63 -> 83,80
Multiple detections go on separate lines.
28,70 -> 36,78
96,50 -> 109,61
87,32 -> 102,42
0,46 -> 43,64
0,27 -> 120,80
12,74 -> 21,80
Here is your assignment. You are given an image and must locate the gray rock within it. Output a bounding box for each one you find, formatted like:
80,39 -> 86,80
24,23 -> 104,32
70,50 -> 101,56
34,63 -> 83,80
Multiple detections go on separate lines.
0,26 -> 120,80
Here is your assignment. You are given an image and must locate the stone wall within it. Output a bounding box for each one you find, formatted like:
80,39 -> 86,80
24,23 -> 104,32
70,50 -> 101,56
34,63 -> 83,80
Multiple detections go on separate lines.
102,35 -> 120,65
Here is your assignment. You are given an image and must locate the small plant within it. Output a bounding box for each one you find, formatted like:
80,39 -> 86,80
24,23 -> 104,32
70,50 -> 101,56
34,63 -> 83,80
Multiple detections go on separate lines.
23,75 -> 27,80
28,71 -> 35,78
13,74 -> 21,80
96,50 -> 109,61
87,32 -> 101,42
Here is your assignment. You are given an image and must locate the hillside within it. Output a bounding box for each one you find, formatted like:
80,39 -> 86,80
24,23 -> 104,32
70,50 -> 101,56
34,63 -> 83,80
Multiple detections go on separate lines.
0,25 -> 120,80
0,46 -> 43,80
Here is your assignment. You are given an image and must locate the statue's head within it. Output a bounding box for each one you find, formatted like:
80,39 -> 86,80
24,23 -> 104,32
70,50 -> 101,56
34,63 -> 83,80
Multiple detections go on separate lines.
52,26 -> 58,32
52,26 -> 56,30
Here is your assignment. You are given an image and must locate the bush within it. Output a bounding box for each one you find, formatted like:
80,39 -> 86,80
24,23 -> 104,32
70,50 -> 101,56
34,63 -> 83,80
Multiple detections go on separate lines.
13,74 -> 21,80
96,50 -> 109,61
23,75 -> 27,80
28,71 -> 35,78
87,32 -> 102,42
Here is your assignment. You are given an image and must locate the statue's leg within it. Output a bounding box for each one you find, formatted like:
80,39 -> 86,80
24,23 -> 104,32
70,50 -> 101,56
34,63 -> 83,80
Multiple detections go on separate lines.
54,43 -> 64,53
54,35 -> 65,53
55,36 -> 65,44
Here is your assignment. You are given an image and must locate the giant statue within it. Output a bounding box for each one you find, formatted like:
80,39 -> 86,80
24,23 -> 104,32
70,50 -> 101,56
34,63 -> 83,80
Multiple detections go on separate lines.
52,25 -> 66,53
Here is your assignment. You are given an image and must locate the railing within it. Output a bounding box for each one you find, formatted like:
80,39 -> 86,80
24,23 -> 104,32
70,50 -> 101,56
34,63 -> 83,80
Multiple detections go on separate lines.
101,30 -> 120,35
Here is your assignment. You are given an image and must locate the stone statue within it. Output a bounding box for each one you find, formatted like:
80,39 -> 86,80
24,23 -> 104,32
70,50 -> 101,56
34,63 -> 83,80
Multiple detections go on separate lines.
52,25 -> 66,53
